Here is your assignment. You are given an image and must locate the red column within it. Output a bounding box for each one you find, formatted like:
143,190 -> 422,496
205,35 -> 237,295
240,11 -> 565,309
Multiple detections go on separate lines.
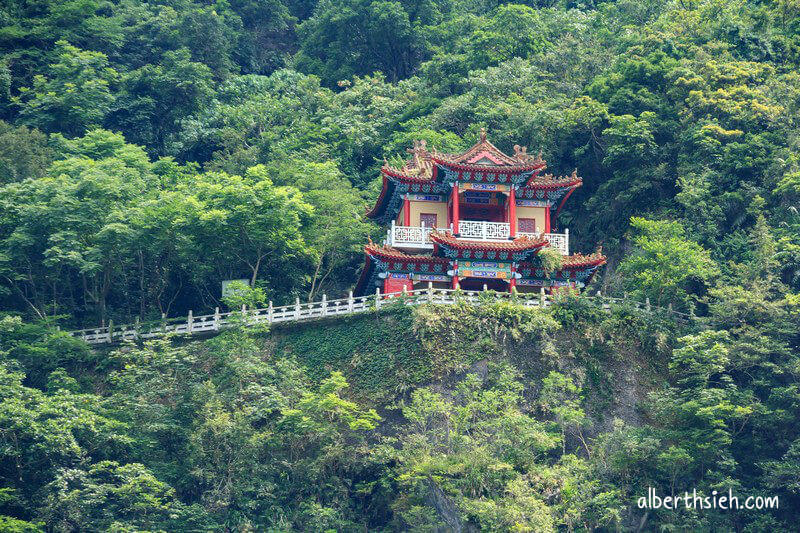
403,194 -> 411,226
508,189 -> 517,238
509,264 -> 516,293
451,183 -> 460,235
544,203 -> 551,234
451,261 -> 459,289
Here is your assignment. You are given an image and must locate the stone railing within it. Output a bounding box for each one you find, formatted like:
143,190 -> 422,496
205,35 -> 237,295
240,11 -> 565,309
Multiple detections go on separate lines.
540,230 -> 569,255
69,286 -> 689,346
387,221 -> 443,249
458,220 -> 510,240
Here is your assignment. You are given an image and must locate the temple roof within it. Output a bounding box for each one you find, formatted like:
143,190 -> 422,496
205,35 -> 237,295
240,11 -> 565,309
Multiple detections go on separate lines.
367,131 -> 583,222
433,128 -> 545,170
381,130 -> 546,182
364,243 -> 450,264
429,231 -> 548,252
354,244 -> 607,295
524,170 -> 582,192
560,251 -> 607,269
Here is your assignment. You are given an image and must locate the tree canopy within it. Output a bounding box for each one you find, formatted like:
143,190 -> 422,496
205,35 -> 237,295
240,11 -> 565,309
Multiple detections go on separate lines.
1,0 -> 800,530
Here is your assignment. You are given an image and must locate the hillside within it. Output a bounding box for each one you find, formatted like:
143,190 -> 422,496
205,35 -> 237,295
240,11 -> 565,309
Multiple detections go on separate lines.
2,293 -> 799,531
1,0 -> 800,530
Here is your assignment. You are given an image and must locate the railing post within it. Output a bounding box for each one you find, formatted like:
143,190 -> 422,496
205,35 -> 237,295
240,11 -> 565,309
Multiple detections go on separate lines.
645,297 -> 651,312
295,297 -> 301,320
348,291 -> 354,313
375,287 -> 381,310
134,316 -> 140,340
161,313 -> 167,333
268,301 -> 273,323
322,294 -> 328,316
390,220 -> 396,246
187,310 -> 194,333
427,282 -> 433,302
483,283 -> 487,292
214,307 -> 220,330
539,287 -> 545,307
107,319 -> 114,343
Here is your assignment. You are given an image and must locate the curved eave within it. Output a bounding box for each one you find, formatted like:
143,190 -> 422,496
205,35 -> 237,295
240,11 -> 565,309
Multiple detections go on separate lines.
429,231 -> 548,253
522,178 -> 582,191
561,253 -> 607,270
364,244 -> 449,265
432,158 -> 546,175
518,253 -> 606,270
381,166 -> 434,183
517,253 -> 607,282
354,253 -> 377,296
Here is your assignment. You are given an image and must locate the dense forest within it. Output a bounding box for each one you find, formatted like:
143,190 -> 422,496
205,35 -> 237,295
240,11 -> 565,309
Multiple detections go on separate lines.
1,0 -> 799,530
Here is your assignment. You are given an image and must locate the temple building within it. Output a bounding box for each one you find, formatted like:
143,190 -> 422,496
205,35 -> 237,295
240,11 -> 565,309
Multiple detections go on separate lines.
355,130 -> 606,295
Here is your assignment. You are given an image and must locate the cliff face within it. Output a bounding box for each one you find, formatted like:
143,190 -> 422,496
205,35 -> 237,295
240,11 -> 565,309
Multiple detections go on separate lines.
265,298 -> 683,530
272,297 -> 679,426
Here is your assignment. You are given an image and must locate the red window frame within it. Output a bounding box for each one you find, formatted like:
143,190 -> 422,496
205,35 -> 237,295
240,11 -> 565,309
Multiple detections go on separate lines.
518,218 -> 537,233
420,213 -> 438,228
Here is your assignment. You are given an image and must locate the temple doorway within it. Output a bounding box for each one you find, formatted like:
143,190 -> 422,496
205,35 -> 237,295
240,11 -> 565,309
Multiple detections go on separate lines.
459,278 -> 508,292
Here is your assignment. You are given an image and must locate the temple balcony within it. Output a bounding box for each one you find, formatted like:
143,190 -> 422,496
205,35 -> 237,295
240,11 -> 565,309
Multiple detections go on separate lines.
387,220 -> 569,255
386,222 -> 440,250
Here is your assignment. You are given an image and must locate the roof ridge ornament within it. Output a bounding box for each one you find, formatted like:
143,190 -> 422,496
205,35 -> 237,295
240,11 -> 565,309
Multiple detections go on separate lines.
479,127 -> 487,142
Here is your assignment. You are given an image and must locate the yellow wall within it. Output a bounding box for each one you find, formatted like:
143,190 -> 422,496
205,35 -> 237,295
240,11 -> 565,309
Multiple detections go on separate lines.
515,206 -> 546,233
395,200 -> 544,232
397,200 -> 448,228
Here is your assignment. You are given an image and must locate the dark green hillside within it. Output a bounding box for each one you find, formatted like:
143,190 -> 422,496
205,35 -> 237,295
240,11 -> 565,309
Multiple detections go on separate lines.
272,298 -> 677,413
1,0 -> 800,530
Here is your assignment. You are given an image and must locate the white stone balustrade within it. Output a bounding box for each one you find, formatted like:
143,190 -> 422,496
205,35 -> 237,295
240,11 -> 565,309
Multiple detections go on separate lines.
388,220 -> 569,254
69,287 -> 690,346
520,229 -> 569,255
387,221 -> 440,248
458,220 -> 510,240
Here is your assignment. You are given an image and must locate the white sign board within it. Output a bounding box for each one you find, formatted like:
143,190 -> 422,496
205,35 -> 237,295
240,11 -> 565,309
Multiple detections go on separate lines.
221,279 -> 250,299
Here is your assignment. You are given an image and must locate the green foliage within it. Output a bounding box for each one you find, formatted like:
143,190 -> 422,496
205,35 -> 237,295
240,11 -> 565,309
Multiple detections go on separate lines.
386,364 -> 560,532
619,217 -> 718,310
1,0 -> 800,530
0,122 -> 53,184
14,41 -> 117,136
221,280 -> 266,310
295,0 -> 446,85
274,307 -> 427,400
536,246 -> 564,277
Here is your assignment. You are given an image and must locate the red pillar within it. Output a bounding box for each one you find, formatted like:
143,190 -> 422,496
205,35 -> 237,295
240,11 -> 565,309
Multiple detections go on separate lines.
544,203 -> 551,234
451,261 -> 459,289
509,264 -> 516,293
508,189 -> 517,238
451,183 -> 460,235
403,194 -> 411,226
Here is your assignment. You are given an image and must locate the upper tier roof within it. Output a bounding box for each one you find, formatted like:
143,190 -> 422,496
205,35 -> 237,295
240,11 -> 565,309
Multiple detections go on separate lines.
435,127 -> 543,167
367,131 -> 583,223
383,129 -> 546,181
